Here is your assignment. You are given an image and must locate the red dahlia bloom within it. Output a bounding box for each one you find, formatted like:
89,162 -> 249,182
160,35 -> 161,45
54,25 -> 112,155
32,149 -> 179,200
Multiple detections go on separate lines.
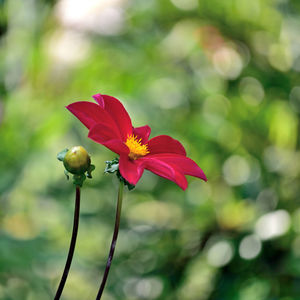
67,94 -> 207,190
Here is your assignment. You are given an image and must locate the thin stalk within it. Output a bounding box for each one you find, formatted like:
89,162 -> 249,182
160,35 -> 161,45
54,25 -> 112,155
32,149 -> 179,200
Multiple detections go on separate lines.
54,186 -> 81,300
96,182 -> 124,300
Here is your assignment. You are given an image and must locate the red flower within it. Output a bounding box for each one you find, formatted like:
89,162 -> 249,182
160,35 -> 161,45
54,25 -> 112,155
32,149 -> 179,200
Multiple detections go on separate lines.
67,94 -> 207,190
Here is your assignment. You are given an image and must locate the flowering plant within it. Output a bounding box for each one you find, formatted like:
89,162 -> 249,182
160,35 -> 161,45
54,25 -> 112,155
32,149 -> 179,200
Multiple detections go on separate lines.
67,93 -> 207,189
55,93 -> 206,300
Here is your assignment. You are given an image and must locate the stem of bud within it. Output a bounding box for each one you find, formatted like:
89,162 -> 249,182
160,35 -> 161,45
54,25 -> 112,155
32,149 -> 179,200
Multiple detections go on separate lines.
54,186 -> 81,300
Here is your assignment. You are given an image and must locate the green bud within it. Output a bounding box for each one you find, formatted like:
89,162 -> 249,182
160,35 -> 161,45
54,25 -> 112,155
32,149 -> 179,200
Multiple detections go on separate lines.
57,146 -> 95,187
63,146 -> 91,175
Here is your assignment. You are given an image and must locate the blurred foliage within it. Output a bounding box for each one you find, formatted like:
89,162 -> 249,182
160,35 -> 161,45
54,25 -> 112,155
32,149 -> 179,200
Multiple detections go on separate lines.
1,0 -> 300,299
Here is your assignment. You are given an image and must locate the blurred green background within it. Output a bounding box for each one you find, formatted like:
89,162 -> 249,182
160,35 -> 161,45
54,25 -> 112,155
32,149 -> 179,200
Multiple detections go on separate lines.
1,0 -> 300,299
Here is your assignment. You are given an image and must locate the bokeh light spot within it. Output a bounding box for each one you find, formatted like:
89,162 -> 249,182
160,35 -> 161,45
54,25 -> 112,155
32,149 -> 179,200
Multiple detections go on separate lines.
207,240 -> 234,267
223,155 -> 250,186
255,210 -> 291,240
239,77 -> 264,106
239,234 -> 262,260
170,0 -> 198,11
213,46 -> 243,79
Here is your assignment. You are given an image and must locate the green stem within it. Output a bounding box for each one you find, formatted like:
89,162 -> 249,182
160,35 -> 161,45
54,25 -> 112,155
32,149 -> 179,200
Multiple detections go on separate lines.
54,186 -> 81,300
96,182 -> 124,300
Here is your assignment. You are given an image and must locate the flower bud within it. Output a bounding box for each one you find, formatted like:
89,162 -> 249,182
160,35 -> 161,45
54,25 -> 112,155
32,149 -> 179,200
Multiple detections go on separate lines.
63,146 -> 91,175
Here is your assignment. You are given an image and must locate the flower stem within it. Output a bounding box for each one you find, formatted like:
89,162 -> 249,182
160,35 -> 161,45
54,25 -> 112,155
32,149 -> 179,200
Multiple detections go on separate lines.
96,181 -> 124,300
54,186 -> 81,300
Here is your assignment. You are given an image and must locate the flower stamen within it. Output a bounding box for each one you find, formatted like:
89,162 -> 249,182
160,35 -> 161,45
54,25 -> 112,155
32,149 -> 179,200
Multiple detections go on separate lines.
125,134 -> 149,160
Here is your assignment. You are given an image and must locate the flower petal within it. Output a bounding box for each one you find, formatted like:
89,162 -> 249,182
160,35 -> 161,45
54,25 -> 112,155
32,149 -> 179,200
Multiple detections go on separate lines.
133,125 -> 151,143
147,135 -> 186,156
147,154 -> 207,181
100,94 -> 133,141
92,93 -> 105,108
171,168 -> 188,190
119,155 -> 144,185
140,155 -> 202,190
140,157 -> 188,190
66,101 -> 118,130
88,123 -> 129,155
102,140 -> 130,156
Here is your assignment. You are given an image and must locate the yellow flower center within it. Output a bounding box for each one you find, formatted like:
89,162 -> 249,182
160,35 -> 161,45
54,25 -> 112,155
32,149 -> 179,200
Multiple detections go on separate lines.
125,134 -> 149,160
